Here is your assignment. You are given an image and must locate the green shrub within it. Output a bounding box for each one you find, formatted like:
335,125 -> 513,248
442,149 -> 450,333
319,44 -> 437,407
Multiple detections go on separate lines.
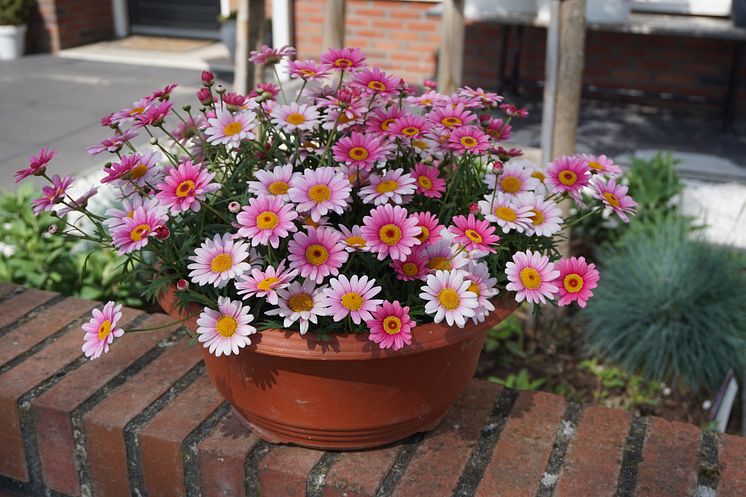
0,184 -> 143,306
0,0 -> 33,25
584,216 -> 746,390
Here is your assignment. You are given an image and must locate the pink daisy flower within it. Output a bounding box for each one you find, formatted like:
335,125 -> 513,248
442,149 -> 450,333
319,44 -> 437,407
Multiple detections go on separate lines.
458,86 -> 503,107
515,193 -> 563,237
448,214 -> 500,254
172,114 -> 206,142
412,211 -> 444,248
320,47 -> 367,71
101,150 -> 160,188
412,164 -> 446,199
368,300 -> 415,351
149,82 -> 178,101
156,160 -> 219,214
420,269 -> 479,327
339,164 -> 370,188
196,297 -> 256,357
426,103 -> 476,129
249,44 -> 296,64
188,233 -> 252,287
287,59 -> 332,81
111,204 -> 166,255
448,126 -> 490,155
592,177 -> 638,223
359,168 -> 417,205
482,117 -> 512,141
463,261 -> 499,324
111,97 -> 153,125
553,256 -> 600,308
360,204 -> 422,261
406,90 -> 446,108
388,114 -> 433,141
31,175 -> 74,215
16,147 -> 56,183
578,153 -> 623,176
205,108 -> 257,146
500,103 -> 529,118
86,129 -> 138,156
81,301 -> 124,360
332,132 -> 391,170
366,107 -> 405,135
546,155 -> 591,200
505,250 -> 560,304
288,167 -> 352,222
288,227 -> 349,284
338,224 -> 369,252
133,100 -> 172,128
236,259 -> 298,305
271,102 -> 320,132
248,163 -> 297,200
423,239 -> 468,272
486,159 -> 541,196
321,274 -> 383,324
103,196 -> 162,231
351,67 -> 399,95
266,279 -> 327,335
234,194 -> 298,248
391,251 -> 429,281
478,193 -> 533,233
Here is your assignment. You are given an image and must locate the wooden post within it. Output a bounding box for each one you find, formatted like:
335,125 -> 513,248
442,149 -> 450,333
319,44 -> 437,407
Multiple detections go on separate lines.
437,0 -> 465,94
323,0 -> 346,49
233,0 -> 266,94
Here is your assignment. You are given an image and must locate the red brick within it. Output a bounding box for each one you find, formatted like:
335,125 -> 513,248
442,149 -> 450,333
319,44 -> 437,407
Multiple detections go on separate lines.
322,445 -> 400,497
475,391 -> 567,497
635,417 -> 701,497
0,283 -> 19,299
197,411 -> 261,497
0,288 -> 57,329
34,313 -> 189,496
392,381 -> 499,497
719,433 -> 746,497
139,374 -> 224,497
83,337 -> 202,497
554,406 -> 630,497
0,305 -> 136,482
0,296 -> 96,367
256,445 -> 324,496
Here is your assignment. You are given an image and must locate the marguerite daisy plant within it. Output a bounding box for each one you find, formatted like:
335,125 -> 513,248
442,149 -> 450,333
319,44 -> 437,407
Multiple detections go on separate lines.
18,46 -> 635,358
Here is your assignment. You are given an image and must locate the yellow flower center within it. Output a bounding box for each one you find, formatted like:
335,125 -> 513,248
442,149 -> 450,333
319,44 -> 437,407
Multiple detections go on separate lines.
464,229 -> 483,244
176,179 -> 195,197
215,316 -> 238,337
210,253 -> 233,273
417,175 -> 433,190
559,170 -> 578,186
381,118 -> 396,131
383,315 -> 402,335
334,57 -> 353,68
376,180 -> 399,194
303,217 -> 320,228
402,262 -> 419,277
349,147 -> 369,160
530,208 -> 545,226
416,226 -> 430,243
308,184 -> 331,203
420,99 -> 432,105
500,176 -> 522,193
341,291 -> 364,311
345,236 -> 366,248
305,244 -> 329,265
563,274 -> 584,293
288,292 -> 314,312
531,171 -> 546,182
129,224 -> 151,242
467,282 -> 481,297
427,256 -> 451,271
603,191 -> 621,208
285,113 -> 306,125
495,206 -> 517,222
367,80 -> 386,92
268,181 -> 289,195
129,106 -> 145,116
378,224 -> 402,245
519,267 -> 542,290
412,139 -> 428,150
97,320 -> 112,340
256,211 -> 279,230
257,276 -> 280,292
437,288 -> 461,310
441,117 -> 461,128
401,126 -> 420,137
460,136 -> 477,148
300,68 -> 316,77
223,121 -> 243,136
588,161 -> 603,171
130,164 -> 149,179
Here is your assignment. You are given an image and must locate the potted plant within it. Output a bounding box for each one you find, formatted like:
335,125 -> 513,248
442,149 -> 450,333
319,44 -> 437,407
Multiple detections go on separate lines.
0,0 -> 32,60
218,11 -> 237,60
16,47 -> 636,449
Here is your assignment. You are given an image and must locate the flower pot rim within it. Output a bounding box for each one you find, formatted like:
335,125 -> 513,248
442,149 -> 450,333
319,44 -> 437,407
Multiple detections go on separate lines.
157,285 -> 517,361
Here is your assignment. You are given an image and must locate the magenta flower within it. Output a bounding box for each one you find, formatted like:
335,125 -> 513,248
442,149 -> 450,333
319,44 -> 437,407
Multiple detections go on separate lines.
368,300 -> 415,350
592,177 -> 638,223
449,214 -> 500,254
288,167 -> 351,222
31,175 -> 74,215
553,256 -> 600,308
482,117 -> 512,141
412,164 -> 446,199
426,103 -> 476,129
287,59 -> 332,81
351,67 -> 400,95
101,150 -> 160,187
366,106 -> 405,135
150,82 -> 178,101
500,103 -> 528,118
321,274 -> 383,324
546,155 -> 591,200
288,227 -> 349,284
505,250 -> 560,304
412,211 -> 444,248
111,97 -> 154,125
448,126 -> 490,155
81,301 -> 124,360
16,147 -> 56,183
388,114 -> 433,140
360,204 -> 421,261
579,153 -> 623,176
391,251 -> 429,282
156,160 -> 219,214
234,194 -> 298,248
133,100 -> 173,128
332,132 -> 391,170
458,86 -> 503,107
320,47 -> 367,71
111,204 -> 166,255
86,129 -> 138,156
249,44 -> 296,64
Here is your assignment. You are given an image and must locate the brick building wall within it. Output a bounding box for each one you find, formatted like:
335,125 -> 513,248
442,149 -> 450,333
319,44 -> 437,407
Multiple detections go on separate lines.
27,0 -> 114,53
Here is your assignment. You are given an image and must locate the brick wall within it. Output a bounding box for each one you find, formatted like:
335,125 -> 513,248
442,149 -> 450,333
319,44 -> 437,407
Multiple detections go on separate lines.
27,0 -> 114,52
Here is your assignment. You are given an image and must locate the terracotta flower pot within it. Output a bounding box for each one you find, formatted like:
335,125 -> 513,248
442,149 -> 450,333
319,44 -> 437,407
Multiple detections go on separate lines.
157,286 -> 516,450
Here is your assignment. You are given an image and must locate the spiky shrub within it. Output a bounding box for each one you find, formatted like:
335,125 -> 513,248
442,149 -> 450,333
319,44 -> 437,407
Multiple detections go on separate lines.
584,216 -> 746,390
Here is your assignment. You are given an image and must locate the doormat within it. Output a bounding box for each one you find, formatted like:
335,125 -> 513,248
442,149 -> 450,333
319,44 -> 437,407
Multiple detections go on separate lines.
110,36 -> 214,52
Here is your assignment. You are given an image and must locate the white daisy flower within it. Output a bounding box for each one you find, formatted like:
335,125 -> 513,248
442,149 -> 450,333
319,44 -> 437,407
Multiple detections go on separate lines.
419,269 -> 479,328
248,163 -> 297,200
359,168 -> 417,205
479,192 -> 533,233
266,279 -> 327,335
196,297 -> 256,356
187,233 -> 252,288
516,192 -> 563,237
484,158 -> 541,195
463,261 -> 499,324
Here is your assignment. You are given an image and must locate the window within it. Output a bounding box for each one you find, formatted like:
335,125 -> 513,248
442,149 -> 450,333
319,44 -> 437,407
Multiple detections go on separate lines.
631,0 -> 732,17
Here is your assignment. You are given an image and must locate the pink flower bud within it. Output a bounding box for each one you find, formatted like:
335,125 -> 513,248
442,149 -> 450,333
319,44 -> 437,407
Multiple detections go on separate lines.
155,226 -> 170,239
228,201 -> 241,214
176,279 -> 189,291
201,70 -> 215,86
492,161 -> 504,172
423,79 -> 437,90
196,87 -> 212,105
469,203 -> 479,214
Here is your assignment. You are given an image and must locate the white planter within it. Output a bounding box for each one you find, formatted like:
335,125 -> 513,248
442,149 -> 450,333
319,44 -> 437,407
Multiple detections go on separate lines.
0,24 -> 27,61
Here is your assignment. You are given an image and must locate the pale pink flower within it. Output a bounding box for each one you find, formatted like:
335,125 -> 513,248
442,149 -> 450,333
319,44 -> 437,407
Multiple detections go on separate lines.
196,297 -> 256,356
505,250 -> 560,304
287,59 -> 332,80
332,132 -> 391,170
86,129 -> 138,156
111,97 -> 154,125
360,204 -> 422,261
236,259 -> 298,305
422,239 -> 468,272
420,269 -> 479,327
266,279 -> 327,335
426,103 -> 476,129
188,233 -> 252,287
448,126 -> 490,155
458,86 -> 502,107
578,153 -> 623,176
205,108 -> 257,146
81,301 -> 124,360
234,194 -> 298,248
156,160 -> 219,214
388,114 -> 433,140
271,102 -> 320,132
368,300 -> 415,350
463,261 -> 499,324
321,274 -> 383,324
478,193 -> 533,233
359,168 -> 417,205
338,224 -> 369,252
320,47 -> 367,71
111,204 -> 166,255
485,159 -> 541,196
288,227 -> 349,284
249,44 -> 296,64
516,193 -> 563,237
288,167 -> 351,222
553,256 -> 600,308
592,177 -> 638,223
248,163 -> 297,200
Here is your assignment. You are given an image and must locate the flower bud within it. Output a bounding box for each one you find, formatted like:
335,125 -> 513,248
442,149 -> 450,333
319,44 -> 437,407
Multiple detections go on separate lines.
155,226 -> 170,239
149,137 -> 158,145
182,104 -> 192,112
215,84 -> 226,95
196,87 -> 212,105
47,224 -> 58,234
176,279 -> 189,291
469,203 -> 479,214
201,70 -> 215,86
228,201 -> 241,214
423,79 -> 437,90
